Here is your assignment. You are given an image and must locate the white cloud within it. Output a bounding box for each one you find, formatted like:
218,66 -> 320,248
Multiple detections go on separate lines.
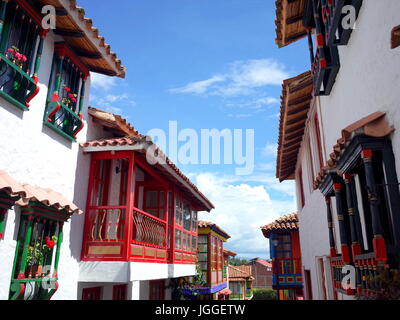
169,75 -> 225,95
90,73 -> 117,91
261,143 -> 278,158
169,59 -> 289,97
193,172 -> 296,258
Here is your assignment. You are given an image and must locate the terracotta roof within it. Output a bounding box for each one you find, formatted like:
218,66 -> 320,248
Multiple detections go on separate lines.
313,112 -> 395,190
275,0 -> 308,48
249,258 -> 272,268
228,265 -> 254,281
198,220 -> 230,239
33,0 -> 125,77
261,213 -> 299,238
0,170 -> 82,214
223,248 -> 237,257
88,107 -> 139,137
219,288 -> 232,295
82,136 -> 214,212
277,71 -> 313,182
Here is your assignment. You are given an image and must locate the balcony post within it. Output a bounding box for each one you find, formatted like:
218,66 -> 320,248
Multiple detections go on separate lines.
333,183 -> 351,263
0,0 -> 10,42
325,196 -> 337,257
52,222 -> 63,278
78,77 -> 86,114
32,30 -> 49,83
311,0 -> 327,70
17,215 -> 34,279
343,174 -> 362,257
361,149 -> 387,263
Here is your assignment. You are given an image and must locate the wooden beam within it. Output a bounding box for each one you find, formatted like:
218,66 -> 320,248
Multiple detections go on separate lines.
54,29 -> 85,38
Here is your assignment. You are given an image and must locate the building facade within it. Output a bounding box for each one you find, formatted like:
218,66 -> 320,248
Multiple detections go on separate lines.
228,265 -> 254,300
0,0 -> 213,300
273,0 -> 400,300
195,221 -> 230,300
0,0 -> 124,300
261,213 -> 303,300
246,258 -> 272,289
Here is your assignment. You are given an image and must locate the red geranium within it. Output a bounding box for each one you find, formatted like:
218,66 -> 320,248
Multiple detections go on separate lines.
45,236 -> 56,249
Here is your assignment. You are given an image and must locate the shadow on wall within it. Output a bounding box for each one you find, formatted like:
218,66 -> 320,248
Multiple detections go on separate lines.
69,149 -> 91,261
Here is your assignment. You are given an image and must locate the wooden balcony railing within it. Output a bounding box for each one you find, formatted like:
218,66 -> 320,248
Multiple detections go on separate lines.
321,0 -> 363,46
0,53 -> 38,111
354,252 -> 386,297
331,255 -> 356,295
45,101 -> 84,142
132,208 -> 167,248
272,258 -> 302,288
312,45 -> 340,96
82,206 -> 171,262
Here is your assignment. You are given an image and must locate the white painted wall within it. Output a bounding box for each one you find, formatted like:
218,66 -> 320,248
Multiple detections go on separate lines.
79,261 -> 196,283
295,0 -> 400,300
0,28 -> 109,300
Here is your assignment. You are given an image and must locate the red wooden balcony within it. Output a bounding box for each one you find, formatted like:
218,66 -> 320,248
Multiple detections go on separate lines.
272,258 -> 302,288
80,150 -> 203,264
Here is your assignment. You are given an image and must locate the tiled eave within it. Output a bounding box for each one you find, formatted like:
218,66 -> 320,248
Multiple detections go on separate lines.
34,0 -> 125,77
276,71 -> 313,182
261,212 -> 299,238
81,137 -> 215,212
198,220 -> 230,239
275,0 -> 308,48
313,112 -> 395,190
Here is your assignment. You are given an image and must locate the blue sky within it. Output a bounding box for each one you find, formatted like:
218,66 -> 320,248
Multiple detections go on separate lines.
80,0 -> 310,259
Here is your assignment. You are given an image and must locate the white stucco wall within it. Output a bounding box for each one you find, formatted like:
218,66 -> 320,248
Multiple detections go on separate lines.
296,0 -> 400,300
79,261 -> 196,283
0,28 -> 109,300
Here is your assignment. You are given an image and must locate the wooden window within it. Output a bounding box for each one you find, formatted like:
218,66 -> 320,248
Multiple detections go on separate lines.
174,193 -> 197,254
0,0 -> 43,111
44,43 -> 88,142
144,188 -> 165,220
198,235 -> 208,278
113,284 -> 127,300
9,211 -> 66,300
82,287 -> 102,300
149,280 -> 165,300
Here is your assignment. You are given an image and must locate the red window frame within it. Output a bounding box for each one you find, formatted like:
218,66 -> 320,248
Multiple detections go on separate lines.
298,167 -> 305,208
82,287 -> 102,300
314,113 -> 324,170
174,191 -> 198,255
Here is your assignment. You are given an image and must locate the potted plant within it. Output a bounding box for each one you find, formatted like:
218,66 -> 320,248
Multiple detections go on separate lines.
61,85 -> 78,110
5,46 -> 27,69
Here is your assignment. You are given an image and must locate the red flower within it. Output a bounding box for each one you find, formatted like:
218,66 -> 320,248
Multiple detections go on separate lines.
64,87 -> 71,92
68,93 -> 75,99
8,48 -> 15,53
0,233 -> 3,239
45,237 -> 56,249
22,55 -> 27,62
71,97 -> 77,103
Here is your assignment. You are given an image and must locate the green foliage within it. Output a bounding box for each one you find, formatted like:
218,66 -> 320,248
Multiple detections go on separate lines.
356,268 -> 400,300
229,257 -> 250,266
168,264 -> 208,300
252,288 -> 277,300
